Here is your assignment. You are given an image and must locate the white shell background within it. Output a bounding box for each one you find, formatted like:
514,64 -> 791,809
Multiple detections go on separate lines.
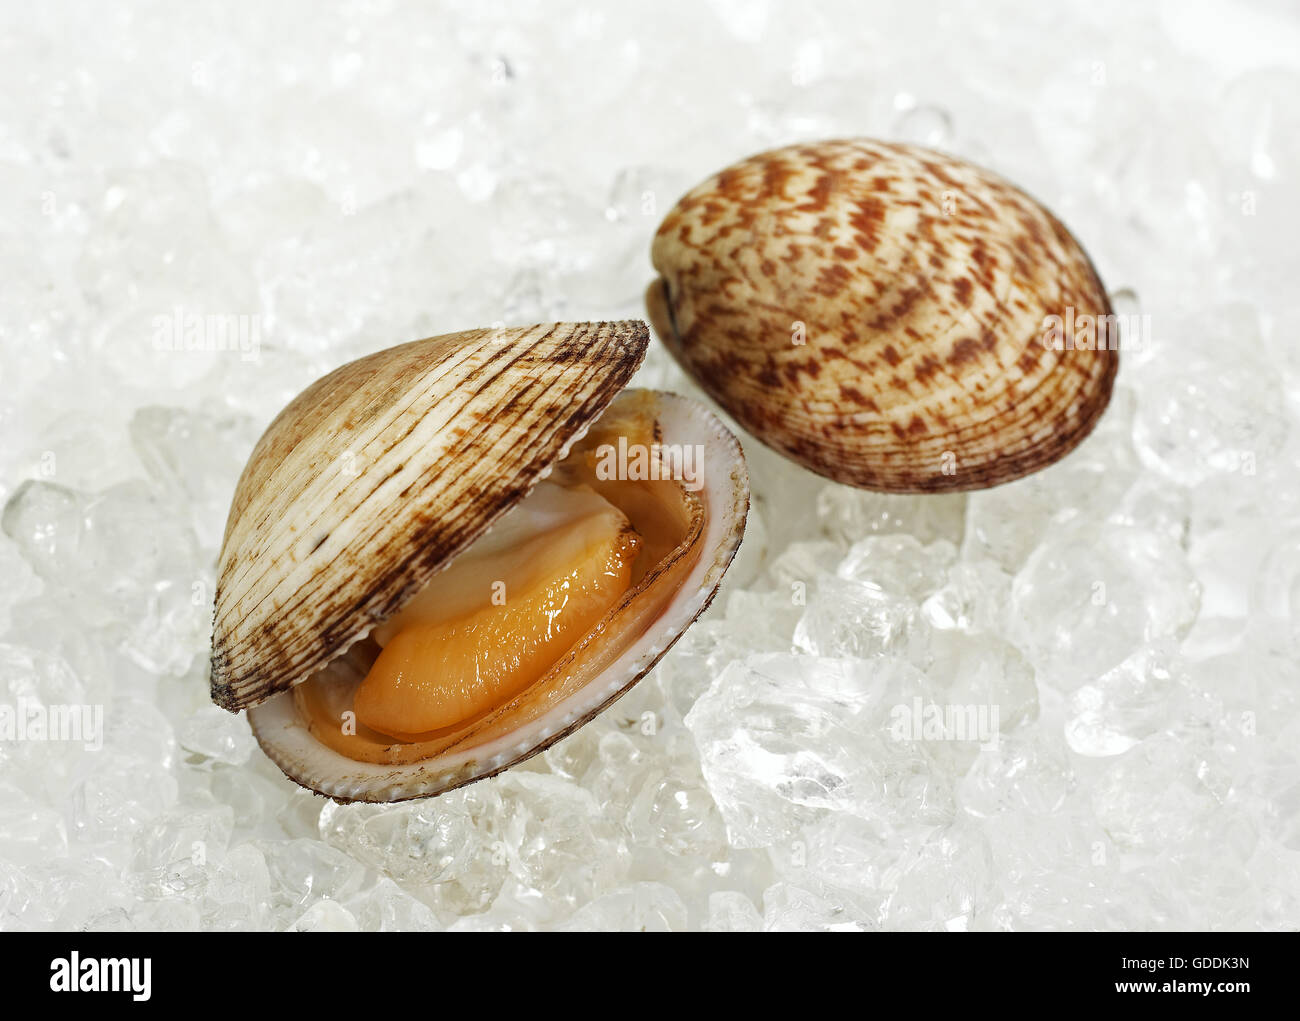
0,0 -> 1297,931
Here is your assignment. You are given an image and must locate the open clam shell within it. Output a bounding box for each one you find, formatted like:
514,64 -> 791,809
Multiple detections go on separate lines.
648,139 -> 1119,493
210,322 -> 749,802
211,322 -> 647,712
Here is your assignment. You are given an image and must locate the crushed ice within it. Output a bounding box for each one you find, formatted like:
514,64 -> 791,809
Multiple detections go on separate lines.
1,2 -> 1298,930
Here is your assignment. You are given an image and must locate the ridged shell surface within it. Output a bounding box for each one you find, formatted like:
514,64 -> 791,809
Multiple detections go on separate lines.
211,321 -> 647,712
648,139 -> 1118,492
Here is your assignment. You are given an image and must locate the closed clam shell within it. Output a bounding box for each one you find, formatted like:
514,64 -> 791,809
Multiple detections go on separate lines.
647,139 -> 1118,492
211,321 -> 647,713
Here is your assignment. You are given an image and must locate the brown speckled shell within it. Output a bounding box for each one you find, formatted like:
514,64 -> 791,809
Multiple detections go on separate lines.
648,139 -> 1118,492
211,321 -> 647,713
